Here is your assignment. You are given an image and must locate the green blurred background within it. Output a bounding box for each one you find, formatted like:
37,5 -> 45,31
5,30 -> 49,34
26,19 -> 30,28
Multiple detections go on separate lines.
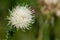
0,0 -> 60,40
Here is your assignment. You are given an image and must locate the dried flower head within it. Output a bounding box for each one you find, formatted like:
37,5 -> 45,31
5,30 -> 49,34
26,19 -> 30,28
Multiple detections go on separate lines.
7,5 -> 35,30
39,0 -> 58,16
44,0 -> 59,5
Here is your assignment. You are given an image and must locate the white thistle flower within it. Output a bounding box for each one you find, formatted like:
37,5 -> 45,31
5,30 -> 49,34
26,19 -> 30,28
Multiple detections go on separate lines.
7,5 -> 35,30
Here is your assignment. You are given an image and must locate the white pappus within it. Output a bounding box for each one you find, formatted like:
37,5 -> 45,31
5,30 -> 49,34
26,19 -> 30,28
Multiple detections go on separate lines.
7,5 -> 35,30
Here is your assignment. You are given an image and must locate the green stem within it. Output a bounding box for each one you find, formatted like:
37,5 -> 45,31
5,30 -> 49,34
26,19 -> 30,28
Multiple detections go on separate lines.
38,16 -> 52,40
43,19 -> 51,40
54,17 -> 60,40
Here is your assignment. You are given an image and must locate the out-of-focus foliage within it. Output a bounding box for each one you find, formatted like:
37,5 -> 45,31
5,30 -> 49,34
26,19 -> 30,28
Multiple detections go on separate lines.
0,0 -> 9,40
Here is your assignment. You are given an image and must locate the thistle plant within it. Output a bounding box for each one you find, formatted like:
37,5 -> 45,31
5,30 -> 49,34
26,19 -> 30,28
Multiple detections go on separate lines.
6,4 -> 35,40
